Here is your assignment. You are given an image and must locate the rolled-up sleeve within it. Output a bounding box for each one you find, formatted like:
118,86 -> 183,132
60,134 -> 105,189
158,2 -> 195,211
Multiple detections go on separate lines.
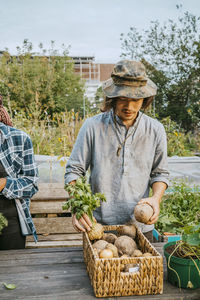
65,119 -> 92,184
150,124 -> 169,187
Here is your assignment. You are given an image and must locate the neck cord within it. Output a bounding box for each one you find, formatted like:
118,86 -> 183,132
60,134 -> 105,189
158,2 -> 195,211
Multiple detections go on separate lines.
113,112 -> 143,157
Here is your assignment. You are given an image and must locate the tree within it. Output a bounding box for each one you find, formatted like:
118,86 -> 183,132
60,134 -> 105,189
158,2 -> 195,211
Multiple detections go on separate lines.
120,7 -> 200,131
90,86 -> 104,114
0,39 -> 87,117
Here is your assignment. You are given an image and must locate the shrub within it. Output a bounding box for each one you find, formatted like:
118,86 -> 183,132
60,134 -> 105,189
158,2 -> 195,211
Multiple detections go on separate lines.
156,181 -> 200,234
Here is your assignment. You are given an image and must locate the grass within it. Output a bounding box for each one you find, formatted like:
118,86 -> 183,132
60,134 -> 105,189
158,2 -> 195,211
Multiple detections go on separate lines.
11,108 -> 199,157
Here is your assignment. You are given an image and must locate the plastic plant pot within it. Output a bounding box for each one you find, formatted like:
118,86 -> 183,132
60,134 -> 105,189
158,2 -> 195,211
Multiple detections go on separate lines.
164,241 -> 200,289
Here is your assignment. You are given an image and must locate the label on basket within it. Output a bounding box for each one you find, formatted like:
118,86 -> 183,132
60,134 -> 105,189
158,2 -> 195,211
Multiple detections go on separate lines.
129,264 -> 140,273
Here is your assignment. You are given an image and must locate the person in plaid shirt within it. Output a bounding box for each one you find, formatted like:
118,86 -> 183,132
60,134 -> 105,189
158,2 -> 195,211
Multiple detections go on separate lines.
0,96 -> 38,250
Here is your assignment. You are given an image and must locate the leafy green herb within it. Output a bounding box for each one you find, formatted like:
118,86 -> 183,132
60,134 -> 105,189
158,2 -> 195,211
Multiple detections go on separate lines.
63,177 -> 106,222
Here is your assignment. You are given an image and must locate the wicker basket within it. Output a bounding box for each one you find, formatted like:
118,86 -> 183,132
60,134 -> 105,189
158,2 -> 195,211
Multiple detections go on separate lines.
83,224 -> 163,297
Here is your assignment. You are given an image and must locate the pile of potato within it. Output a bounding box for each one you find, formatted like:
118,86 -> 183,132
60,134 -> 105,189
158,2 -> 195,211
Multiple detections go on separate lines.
91,224 -> 153,259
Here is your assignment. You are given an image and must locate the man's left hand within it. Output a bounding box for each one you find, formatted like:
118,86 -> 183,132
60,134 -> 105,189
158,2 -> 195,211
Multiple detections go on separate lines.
138,196 -> 160,225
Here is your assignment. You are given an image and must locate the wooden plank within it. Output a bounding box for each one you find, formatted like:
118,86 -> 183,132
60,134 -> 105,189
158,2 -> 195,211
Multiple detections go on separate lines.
0,251 -> 84,266
0,247 -> 83,259
26,240 -> 82,248
0,294 -> 94,300
26,233 -> 82,242
32,217 -> 76,234
32,183 -> 68,200
30,200 -> 66,213
0,264 -> 95,300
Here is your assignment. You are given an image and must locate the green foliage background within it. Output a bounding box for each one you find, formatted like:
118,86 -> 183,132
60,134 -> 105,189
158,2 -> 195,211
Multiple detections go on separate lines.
120,7 -> 200,132
156,181 -> 200,234
0,27 -> 199,156
0,40 -> 88,117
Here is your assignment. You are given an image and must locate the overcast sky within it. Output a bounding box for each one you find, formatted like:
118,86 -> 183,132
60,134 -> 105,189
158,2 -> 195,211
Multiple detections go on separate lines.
0,0 -> 199,63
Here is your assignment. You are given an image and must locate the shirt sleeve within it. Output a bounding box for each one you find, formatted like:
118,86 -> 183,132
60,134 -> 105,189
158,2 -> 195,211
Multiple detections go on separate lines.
150,124 -> 169,187
2,135 -> 39,199
65,119 -> 92,184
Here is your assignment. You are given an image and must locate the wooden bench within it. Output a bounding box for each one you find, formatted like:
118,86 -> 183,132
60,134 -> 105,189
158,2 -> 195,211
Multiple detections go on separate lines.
26,183 -> 82,248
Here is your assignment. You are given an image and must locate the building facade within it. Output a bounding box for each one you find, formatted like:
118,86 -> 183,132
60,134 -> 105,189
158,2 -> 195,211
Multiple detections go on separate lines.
71,56 -> 115,102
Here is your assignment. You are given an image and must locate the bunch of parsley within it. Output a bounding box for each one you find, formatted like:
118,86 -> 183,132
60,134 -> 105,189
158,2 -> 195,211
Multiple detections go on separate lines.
63,176 -> 106,222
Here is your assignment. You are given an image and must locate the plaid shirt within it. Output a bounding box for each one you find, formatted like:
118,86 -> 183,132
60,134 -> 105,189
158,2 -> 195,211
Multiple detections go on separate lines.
0,122 -> 39,242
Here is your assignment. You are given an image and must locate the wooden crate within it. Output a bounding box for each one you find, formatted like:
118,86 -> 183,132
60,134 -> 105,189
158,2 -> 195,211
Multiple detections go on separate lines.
26,183 -> 82,248
83,225 -> 163,297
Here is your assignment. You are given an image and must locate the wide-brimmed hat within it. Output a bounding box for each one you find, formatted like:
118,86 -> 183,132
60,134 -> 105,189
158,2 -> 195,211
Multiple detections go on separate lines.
102,60 -> 157,99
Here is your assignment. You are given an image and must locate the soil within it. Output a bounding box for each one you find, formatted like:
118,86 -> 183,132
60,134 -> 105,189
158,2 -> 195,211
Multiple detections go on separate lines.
165,244 -> 198,260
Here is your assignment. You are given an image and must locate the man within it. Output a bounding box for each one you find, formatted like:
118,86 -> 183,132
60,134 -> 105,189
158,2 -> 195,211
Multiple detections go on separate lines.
65,60 -> 169,241
0,96 -> 38,249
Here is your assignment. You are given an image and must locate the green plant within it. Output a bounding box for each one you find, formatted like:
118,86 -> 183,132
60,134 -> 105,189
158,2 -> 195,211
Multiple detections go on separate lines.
0,213 -> 8,234
120,7 -> 200,131
12,109 -> 85,156
63,177 -> 106,221
156,181 -> 200,234
63,176 -> 106,240
0,39 -> 87,116
182,224 -> 200,248
161,116 -> 197,156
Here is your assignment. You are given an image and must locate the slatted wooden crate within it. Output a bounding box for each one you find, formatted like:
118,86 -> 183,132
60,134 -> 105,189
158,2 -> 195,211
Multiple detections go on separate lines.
26,183 -> 82,248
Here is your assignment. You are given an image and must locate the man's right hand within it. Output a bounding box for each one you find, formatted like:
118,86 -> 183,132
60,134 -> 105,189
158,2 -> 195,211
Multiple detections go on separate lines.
72,213 -> 93,233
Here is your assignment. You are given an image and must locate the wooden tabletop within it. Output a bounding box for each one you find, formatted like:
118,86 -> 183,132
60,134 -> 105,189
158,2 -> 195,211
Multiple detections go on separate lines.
0,243 -> 199,300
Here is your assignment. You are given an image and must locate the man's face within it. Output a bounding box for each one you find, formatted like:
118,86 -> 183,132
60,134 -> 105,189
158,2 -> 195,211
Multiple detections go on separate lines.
115,97 -> 144,126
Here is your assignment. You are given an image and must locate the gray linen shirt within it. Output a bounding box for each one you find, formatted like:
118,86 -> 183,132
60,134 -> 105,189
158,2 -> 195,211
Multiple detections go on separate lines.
65,110 -> 169,233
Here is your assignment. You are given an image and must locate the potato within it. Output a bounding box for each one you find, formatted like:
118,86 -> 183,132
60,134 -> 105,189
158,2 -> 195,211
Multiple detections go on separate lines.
117,224 -> 136,239
102,232 -> 118,244
134,203 -> 154,224
142,252 -> 153,257
93,248 -> 99,258
114,235 -> 137,256
92,240 -> 108,253
106,243 -> 118,257
99,249 -> 113,259
120,254 -> 129,258
131,249 -> 143,257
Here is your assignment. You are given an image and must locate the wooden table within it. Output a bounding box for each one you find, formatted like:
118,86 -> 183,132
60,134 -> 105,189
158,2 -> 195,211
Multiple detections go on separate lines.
0,243 -> 199,300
